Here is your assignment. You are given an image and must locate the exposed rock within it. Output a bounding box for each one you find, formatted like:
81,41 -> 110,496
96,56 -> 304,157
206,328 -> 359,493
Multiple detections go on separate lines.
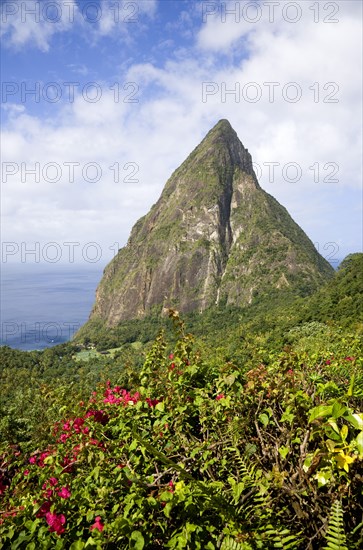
89,120 -> 334,326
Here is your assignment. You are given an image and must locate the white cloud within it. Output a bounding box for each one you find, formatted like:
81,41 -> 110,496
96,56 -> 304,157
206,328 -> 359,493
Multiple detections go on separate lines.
0,0 -> 79,52
0,0 -> 159,51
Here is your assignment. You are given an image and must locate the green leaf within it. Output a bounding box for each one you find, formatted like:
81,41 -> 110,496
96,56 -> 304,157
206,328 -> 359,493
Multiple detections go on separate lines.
340,424 -> 348,441
258,413 -> 269,427
155,401 -> 165,412
309,405 -> 332,422
129,439 -> 138,451
70,542 -> 85,550
356,431 -> 363,456
332,402 -> 347,419
344,413 -> 363,430
130,530 -> 145,549
278,446 -> 290,459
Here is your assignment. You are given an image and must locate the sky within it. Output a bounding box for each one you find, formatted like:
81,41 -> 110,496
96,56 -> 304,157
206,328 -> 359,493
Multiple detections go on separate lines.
1,0 -> 362,269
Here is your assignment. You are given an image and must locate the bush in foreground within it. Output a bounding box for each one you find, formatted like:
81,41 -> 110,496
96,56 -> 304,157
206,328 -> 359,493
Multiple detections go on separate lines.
0,312 -> 362,549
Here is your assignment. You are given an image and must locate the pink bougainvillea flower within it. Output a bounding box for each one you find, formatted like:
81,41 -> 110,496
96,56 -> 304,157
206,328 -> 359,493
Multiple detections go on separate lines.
169,353 -> 174,359
36,500 -> 51,518
344,356 -> 355,361
49,477 -> 58,486
23,469 -> 30,476
46,512 -> 66,535
59,433 -> 70,443
146,398 -> 160,408
85,409 -> 109,424
216,393 -> 225,400
38,451 -> 51,468
90,516 -> 104,532
57,486 -> 71,499
287,369 -> 294,375
62,421 -> 71,432
28,456 -> 37,464
72,417 -> 85,433
325,360 -> 331,365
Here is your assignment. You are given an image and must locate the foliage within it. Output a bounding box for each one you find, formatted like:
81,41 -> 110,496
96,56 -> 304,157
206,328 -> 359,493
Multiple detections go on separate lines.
0,311 -> 362,548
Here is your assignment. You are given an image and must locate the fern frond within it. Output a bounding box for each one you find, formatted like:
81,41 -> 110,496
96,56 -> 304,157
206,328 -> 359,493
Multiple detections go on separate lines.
263,526 -> 302,549
322,500 -> 349,550
220,536 -> 253,550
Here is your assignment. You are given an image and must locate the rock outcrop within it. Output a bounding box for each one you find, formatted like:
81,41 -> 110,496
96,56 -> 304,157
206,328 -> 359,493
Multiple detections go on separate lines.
89,120 -> 334,326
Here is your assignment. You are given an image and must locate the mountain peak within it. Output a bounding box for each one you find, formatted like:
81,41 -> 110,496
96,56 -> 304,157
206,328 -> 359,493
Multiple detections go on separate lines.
210,118 -> 234,133
87,121 -> 334,326
181,119 -> 255,180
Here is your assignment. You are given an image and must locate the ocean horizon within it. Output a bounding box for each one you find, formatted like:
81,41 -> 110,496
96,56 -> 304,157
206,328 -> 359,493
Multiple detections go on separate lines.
0,258 -> 341,352
0,263 -> 104,351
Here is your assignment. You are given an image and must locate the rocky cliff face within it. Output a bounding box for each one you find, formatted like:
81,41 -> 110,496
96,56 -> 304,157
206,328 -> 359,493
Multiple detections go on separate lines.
90,120 -> 334,326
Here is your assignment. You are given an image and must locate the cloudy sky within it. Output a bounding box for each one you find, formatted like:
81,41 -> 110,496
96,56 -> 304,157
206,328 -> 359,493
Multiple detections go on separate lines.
1,0 -> 362,268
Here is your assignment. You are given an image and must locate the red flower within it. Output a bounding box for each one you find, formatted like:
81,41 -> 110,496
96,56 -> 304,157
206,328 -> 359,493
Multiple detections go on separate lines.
90,516 -> 104,532
0,480 -> 8,495
45,512 -> 66,535
29,456 -> 37,464
146,398 -> 160,407
216,393 -> 225,400
36,501 -> 51,518
85,410 -> 109,424
24,469 -> 30,476
344,356 -> 355,361
169,353 -> 174,359
287,369 -> 294,375
73,417 -> 85,433
325,360 -> 331,365
57,487 -> 71,499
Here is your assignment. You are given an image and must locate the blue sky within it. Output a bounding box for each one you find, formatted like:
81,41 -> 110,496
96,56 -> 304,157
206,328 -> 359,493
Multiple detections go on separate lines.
1,0 -> 362,268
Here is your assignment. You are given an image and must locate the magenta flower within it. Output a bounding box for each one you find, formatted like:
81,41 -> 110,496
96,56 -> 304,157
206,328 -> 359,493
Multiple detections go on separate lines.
216,393 -> 225,400
45,512 -> 66,535
57,486 -> 71,499
146,397 -> 160,407
90,516 -> 104,532
36,500 -> 51,518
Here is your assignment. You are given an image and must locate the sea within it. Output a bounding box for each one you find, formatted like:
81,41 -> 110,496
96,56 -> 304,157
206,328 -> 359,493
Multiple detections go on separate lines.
0,264 -> 104,351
